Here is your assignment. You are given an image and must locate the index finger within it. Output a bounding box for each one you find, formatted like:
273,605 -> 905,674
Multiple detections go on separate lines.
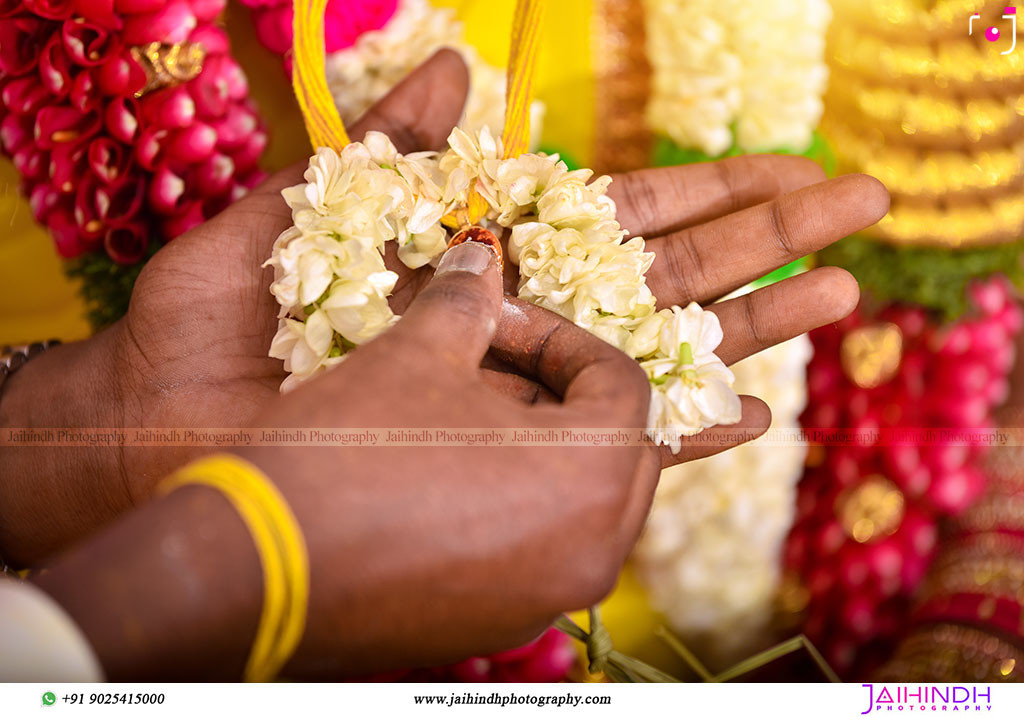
608,154 -> 827,238
645,173 -> 889,306
491,298 -> 650,428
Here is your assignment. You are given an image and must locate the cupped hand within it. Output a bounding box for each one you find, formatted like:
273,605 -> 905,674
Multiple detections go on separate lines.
120,45 -> 890,478
38,241 -> 662,679
1,47 -> 889,564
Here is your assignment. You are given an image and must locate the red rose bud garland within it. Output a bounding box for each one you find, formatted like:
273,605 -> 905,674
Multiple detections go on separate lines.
0,0 -> 268,326
783,276 -> 1022,678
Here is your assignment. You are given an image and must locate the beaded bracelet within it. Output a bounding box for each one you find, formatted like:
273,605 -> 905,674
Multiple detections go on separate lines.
0,341 -> 61,400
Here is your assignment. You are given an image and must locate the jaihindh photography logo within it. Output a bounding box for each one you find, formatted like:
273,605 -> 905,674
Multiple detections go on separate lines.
970,7 -> 1018,54
861,684 -> 993,713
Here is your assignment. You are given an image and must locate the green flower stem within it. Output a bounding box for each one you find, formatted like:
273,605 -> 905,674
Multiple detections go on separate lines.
553,614 -> 680,683
655,627 -> 840,683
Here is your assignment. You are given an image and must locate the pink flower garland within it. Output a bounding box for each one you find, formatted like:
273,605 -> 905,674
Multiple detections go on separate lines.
241,0 -> 397,58
0,0 -> 267,265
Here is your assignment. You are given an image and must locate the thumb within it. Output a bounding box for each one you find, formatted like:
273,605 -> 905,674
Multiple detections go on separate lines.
389,240 -> 503,370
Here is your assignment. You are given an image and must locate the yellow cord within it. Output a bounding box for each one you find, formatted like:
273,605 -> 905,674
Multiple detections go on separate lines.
290,0 -> 545,221
161,454 -> 309,683
501,0 -> 544,159
293,0 -> 351,151
462,0 -> 546,225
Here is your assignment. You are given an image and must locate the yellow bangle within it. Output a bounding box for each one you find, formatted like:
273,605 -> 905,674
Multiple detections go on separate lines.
160,454 -> 309,683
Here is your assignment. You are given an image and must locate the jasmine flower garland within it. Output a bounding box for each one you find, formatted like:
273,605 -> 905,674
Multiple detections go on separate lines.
267,129 -> 741,446
634,329 -> 812,661
643,0 -> 831,156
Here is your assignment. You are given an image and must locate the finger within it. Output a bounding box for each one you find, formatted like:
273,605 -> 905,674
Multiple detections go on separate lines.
479,354 -> 560,404
491,298 -> 649,427
388,242 -> 503,370
252,48 -> 471,198
645,174 -> 889,306
609,155 -> 826,238
709,266 -> 860,366
658,396 -> 772,468
616,446 -> 663,558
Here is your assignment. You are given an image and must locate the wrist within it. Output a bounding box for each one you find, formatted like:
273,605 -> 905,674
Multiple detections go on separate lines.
34,483 -> 262,680
0,325 -> 132,565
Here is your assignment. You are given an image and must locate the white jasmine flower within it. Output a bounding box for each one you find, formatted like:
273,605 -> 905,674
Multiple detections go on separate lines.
536,170 -> 617,231
396,223 -> 447,270
634,329 -> 812,663
320,274 -> 398,345
479,152 -> 567,225
395,152 -> 446,204
438,126 -> 503,211
642,304 -> 742,449
268,126 -> 741,447
269,312 -> 334,381
625,312 -> 668,360
509,223 -> 656,351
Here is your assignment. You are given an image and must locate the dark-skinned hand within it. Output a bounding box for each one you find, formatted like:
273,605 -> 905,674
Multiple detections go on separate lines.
0,49 -> 888,565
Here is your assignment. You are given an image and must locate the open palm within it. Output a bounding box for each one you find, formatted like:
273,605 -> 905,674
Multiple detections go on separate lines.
119,49 -> 887,490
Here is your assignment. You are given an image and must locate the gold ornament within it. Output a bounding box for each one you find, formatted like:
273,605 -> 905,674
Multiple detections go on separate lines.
823,122 -> 1023,201
866,194 -> 1024,247
826,73 -> 1023,148
830,23 -> 1024,91
876,623 -> 1024,682
837,476 -> 906,543
839,0 -> 994,41
840,323 -> 903,389
131,41 -> 207,98
824,0 -> 1024,248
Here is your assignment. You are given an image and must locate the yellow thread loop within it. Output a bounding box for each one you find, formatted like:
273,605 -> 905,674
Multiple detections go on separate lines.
292,0 -> 544,226
501,0 -> 544,160
293,0 -> 350,151
462,0 -> 545,226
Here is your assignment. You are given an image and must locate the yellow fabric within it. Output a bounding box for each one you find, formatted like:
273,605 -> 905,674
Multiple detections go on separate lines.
161,453 -> 309,683
435,0 -> 597,167
0,162 -> 90,345
293,0 -> 351,151
0,12 -> 306,345
0,1 -> 596,342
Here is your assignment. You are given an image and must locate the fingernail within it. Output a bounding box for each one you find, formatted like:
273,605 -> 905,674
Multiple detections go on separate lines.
436,240 -> 495,276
